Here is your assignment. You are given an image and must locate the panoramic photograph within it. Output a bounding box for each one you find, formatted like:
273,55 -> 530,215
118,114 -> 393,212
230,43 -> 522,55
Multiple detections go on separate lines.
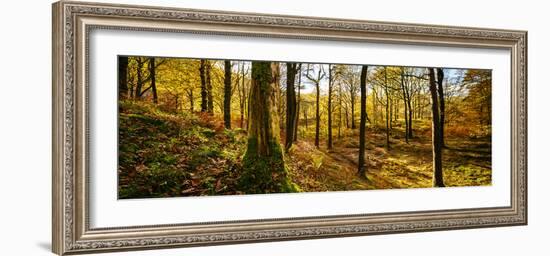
117,56 -> 492,199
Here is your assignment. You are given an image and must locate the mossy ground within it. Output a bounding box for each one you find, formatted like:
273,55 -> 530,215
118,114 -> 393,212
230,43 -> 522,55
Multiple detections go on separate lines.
118,101 -> 491,199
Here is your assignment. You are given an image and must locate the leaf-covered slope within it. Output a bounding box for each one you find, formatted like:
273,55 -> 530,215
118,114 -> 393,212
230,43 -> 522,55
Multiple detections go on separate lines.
118,101 -> 246,199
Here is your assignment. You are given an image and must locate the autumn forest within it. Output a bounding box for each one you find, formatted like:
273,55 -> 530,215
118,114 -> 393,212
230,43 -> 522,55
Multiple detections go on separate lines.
118,56 -> 492,199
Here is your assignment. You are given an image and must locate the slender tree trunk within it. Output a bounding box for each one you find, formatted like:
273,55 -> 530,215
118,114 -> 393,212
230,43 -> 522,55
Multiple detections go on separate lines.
384,67 -> 390,149
400,69 -> 409,143
188,89 -> 194,112
394,98 -> 399,121
315,81 -> 320,148
277,80 -> 284,129
240,61 -> 296,193
358,65 -> 369,176
223,60 -> 232,129
344,106 -> 349,129
199,60 -> 208,112
293,64 -> 301,142
389,94 -> 393,130
327,64 -> 333,150
420,99 -> 426,119
480,106 -> 483,126
118,56 -> 129,99
304,105 -> 308,129
372,90 -> 377,125
303,64 -> 325,148
436,68 -> 446,147
428,68 -> 445,187
350,96 -> 356,129
206,61 -> 213,113
404,97 -> 409,142
135,58 -> 144,99
285,63 -> 297,150
407,93 -> 413,138
240,63 -> 247,130
418,97 -> 422,119
149,58 -> 158,104
413,97 -> 416,119
365,100 -> 370,124
129,72 -> 135,99
338,76 -> 342,139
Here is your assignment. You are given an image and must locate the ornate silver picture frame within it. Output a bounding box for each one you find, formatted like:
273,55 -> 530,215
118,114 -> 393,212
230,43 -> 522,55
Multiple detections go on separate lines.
52,1 -> 527,255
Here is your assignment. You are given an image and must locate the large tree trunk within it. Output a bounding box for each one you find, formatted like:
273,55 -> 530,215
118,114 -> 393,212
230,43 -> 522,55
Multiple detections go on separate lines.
223,60 -> 232,129
199,60 -> 208,112
285,63 -> 297,150
327,64 -> 333,150
149,57 -> 158,104
358,65 -> 369,176
436,68 -> 446,147
118,56 -> 128,99
240,61 -> 298,193
428,68 -> 445,187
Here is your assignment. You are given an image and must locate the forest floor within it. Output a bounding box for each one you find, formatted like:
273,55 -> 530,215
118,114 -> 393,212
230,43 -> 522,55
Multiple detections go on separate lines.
288,126 -> 491,192
118,101 -> 491,199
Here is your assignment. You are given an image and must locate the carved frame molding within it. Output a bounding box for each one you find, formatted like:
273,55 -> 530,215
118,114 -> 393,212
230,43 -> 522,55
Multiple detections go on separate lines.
52,1 -> 527,255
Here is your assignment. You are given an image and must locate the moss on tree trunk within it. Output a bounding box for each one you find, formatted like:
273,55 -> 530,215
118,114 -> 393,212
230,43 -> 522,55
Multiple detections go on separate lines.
238,61 -> 300,194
